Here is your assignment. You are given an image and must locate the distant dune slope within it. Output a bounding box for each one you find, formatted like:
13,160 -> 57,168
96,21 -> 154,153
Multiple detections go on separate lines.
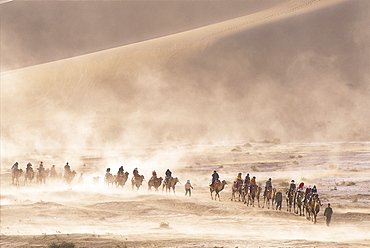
1,0 -> 369,155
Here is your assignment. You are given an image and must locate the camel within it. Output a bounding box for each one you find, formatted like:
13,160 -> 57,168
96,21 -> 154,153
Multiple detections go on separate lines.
131,175 -> 144,190
24,168 -> 35,185
309,194 -> 321,224
286,190 -> 295,212
64,170 -> 76,184
12,169 -> 23,185
295,191 -> 305,216
242,185 -> 250,204
162,177 -> 180,194
263,188 -> 276,209
231,181 -> 243,202
105,173 -> 115,186
148,177 -> 163,192
116,172 -> 129,188
36,168 -> 49,184
210,180 -> 227,201
247,185 -> 261,207
303,195 -> 311,220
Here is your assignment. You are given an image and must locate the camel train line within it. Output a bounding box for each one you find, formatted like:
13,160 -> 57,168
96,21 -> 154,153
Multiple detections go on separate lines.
213,172 -> 323,224
10,162 -> 183,194
10,162 -> 322,223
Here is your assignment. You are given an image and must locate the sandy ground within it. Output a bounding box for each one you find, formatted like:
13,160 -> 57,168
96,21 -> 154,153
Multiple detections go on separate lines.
1,141 -> 370,247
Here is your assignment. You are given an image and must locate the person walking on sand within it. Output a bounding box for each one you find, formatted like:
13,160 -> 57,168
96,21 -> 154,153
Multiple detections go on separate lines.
185,180 -> 193,197
275,189 -> 283,210
324,203 -> 333,226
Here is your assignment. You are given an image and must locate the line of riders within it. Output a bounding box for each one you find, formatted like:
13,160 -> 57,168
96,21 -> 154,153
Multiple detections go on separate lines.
104,166 -> 178,191
210,170 -> 322,208
11,161 -> 77,185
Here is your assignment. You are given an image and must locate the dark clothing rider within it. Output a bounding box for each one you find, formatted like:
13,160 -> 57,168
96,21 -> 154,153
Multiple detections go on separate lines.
211,171 -> 219,186
165,169 -> 172,184
244,173 -> 250,187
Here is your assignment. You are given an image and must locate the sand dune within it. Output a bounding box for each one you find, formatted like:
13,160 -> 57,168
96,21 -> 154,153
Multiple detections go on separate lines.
2,0 -> 369,159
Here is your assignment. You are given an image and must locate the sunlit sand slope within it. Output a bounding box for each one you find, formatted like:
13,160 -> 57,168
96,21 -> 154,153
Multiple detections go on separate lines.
1,0 -> 369,155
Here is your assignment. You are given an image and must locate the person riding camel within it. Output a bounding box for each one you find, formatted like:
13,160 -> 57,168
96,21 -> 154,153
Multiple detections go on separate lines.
308,185 -> 322,205
11,162 -> 19,171
150,170 -> 158,183
50,165 -> 57,178
250,176 -> 257,193
244,173 -> 250,188
265,178 -> 272,195
288,180 -> 296,196
133,168 -> 139,179
297,182 -> 304,192
235,173 -> 243,188
210,170 -> 219,186
38,161 -> 45,173
64,162 -> 71,173
302,185 -> 312,203
26,162 -> 33,173
117,166 -> 124,176
296,181 -> 305,201
165,169 -> 172,184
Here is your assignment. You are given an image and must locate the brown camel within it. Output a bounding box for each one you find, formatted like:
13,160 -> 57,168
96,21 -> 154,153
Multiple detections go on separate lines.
24,168 -> 35,185
12,169 -> 23,185
286,190 -> 295,212
64,170 -> 76,184
231,181 -> 243,202
163,177 -> 180,194
248,185 -> 261,207
309,194 -> 321,224
37,168 -> 49,184
295,191 -> 305,216
105,173 -> 115,186
116,172 -> 129,188
210,180 -> 227,201
263,188 -> 276,209
242,184 -> 250,204
304,194 -> 311,220
148,177 -> 163,192
131,175 -> 145,190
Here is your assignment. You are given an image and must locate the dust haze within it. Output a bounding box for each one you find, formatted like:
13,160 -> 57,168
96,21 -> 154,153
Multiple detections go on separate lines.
1,0 -> 370,247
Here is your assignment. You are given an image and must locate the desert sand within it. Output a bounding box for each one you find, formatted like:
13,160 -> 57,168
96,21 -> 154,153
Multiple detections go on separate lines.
1,0 -> 369,247
1,141 -> 370,247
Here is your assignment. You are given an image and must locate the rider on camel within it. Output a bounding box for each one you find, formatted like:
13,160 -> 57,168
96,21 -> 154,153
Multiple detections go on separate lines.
150,170 -> 158,183
133,168 -> 139,179
165,169 -> 172,184
302,185 -> 312,203
297,182 -> 304,192
211,170 -> 219,186
308,185 -> 322,206
250,176 -> 257,193
38,161 -> 44,173
11,162 -> 19,171
64,162 -> 71,173
235,173 -> 243,188
26,162 -> 33,173
287,180 -> 296,197
296,181 -> 304,200
265,178 -> 272,195
50,165 -> 57,178
117,166 -> 124,176
244,173 -> 250,188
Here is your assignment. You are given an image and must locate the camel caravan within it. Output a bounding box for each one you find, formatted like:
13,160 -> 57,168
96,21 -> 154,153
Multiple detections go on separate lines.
10,161 -> 323,223
11,161 -> 77,186
217,171 -> 324,224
